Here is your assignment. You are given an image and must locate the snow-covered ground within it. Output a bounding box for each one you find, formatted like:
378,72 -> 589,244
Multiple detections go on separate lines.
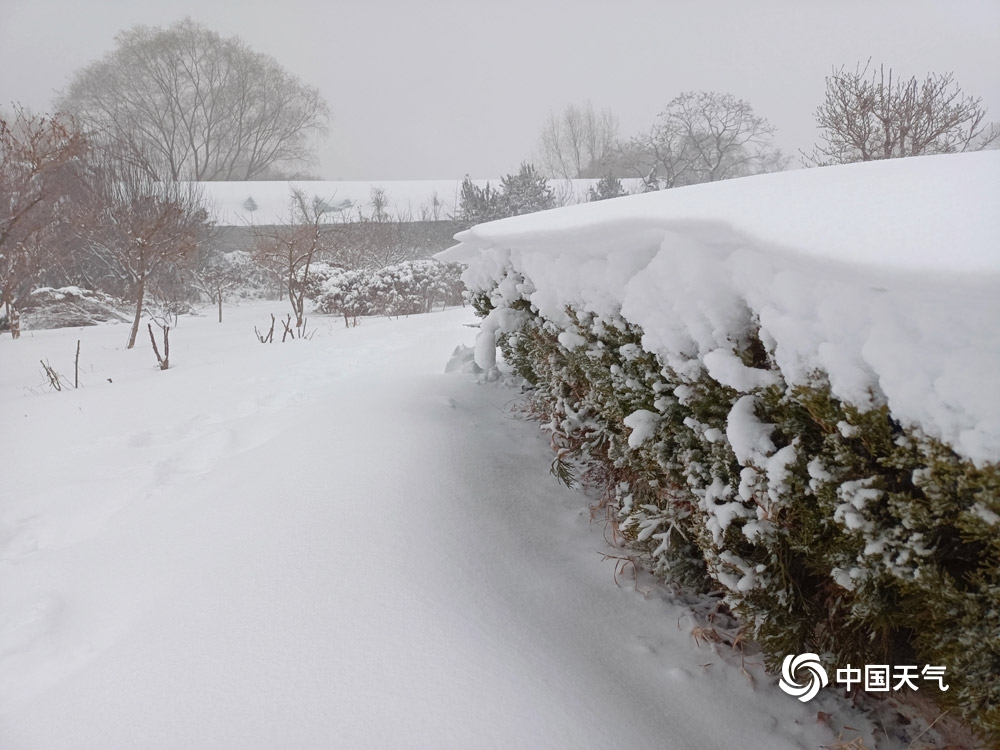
1,303 -> 869,749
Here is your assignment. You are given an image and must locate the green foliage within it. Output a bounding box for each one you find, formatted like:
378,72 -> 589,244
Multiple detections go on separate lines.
457,177 -> 504,226
588,174 -> 626,201
474,281 -> 1000,742
498,162 -> 556,216
456,163 -> 555,227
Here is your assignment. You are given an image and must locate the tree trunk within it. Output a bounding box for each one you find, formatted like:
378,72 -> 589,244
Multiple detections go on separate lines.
8,302 -> 21,340
217,288 -> 223,323
127,274 -> 146,349
286,270 -> 296,320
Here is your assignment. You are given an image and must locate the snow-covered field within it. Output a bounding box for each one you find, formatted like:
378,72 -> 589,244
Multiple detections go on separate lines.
1,303 -> 868,748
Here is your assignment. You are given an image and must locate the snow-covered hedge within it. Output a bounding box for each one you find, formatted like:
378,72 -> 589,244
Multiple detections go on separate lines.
440,152 -> 1000,740
21,286 -> 131,330
309,259 -> 465,325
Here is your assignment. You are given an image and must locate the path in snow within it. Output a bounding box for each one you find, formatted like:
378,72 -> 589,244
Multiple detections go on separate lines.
1,304 -> 864,749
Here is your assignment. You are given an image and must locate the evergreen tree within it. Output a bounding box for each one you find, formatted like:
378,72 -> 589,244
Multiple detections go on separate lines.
456,176 -> 503,226
457,164 -> 555,228
498,162 -> 555,217
588,174 -> 626,201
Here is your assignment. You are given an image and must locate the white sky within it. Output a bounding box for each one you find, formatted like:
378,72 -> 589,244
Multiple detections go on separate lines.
1,0 -> 998,179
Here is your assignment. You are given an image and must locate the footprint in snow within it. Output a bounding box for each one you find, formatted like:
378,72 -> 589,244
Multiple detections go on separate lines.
0,516 -> 41,560
0,594 -> 63,660
152,427 -> 235,483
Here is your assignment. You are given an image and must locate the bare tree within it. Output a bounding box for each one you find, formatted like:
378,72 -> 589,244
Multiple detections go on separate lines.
190,248 -> 267,323
342,187 -> 420,270
0,107 -> 88,337
57,18 -> 330,181
537,101 -> 620,179
252,188 -> 336,329
77,153 -> 209,348
804,61 -> 997,165
621,92 -> 788,189
978,123 -> 1000,150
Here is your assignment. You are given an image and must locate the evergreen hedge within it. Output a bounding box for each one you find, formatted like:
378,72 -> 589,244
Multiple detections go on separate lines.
470,267 -> 1000,741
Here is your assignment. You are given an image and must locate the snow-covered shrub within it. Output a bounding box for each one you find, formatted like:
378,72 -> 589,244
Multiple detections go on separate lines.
310,260 -> 464,325
21,286 -> 130,330
445,153 -> 1000,740
298,261 -> 338,301
468,274 -> 999,740
195,249 -> 276,302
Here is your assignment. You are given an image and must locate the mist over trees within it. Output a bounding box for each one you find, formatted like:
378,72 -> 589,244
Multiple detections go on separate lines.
536,93 -> 788,190
627,91 -> 789,188
537,68 -> 995,187
536,101 -> 620,179
57,18 -> 330,182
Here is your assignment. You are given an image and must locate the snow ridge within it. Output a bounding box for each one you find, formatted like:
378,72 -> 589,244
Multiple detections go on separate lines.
441,152 -> 1000,465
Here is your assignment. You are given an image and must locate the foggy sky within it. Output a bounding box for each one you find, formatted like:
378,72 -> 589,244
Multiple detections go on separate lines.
1,0 -> 998,180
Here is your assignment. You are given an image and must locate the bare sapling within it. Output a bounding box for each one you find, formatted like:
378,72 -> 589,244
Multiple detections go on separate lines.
40,359 -> 67,391
148,321 -> 170,370
255,314 -> 276,343
75,339 -> 80,388
280,313 -> 313,342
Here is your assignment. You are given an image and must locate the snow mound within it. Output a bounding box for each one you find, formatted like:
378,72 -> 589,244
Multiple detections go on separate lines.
439,153 -> 1000,465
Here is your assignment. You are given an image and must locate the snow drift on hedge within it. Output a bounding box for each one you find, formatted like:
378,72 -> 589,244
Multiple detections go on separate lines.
439,152 -> 1000,466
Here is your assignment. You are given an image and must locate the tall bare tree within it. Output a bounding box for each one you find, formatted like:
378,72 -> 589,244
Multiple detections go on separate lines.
57,18 -> 330,181
621,92 -> 788,189
77,152 -> 209,348
537,101 -> 620,179
804,61 -> 997,165
0,107 -> 88,337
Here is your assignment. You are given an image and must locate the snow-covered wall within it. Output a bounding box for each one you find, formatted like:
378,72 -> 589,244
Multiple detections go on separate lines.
440,152 -> 1000,466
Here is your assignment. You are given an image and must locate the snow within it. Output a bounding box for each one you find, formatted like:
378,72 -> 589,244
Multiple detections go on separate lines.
557,329 -> 588,351
703,348 -> 780,391
726,395 -> 777,466
195,178 -> 645,226
440,152 -> 1000,466
623,409 -> 660,448
0,303 -> 869,748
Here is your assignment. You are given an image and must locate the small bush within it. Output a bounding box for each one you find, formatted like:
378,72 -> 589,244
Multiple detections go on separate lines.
310,259 -> 465,325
